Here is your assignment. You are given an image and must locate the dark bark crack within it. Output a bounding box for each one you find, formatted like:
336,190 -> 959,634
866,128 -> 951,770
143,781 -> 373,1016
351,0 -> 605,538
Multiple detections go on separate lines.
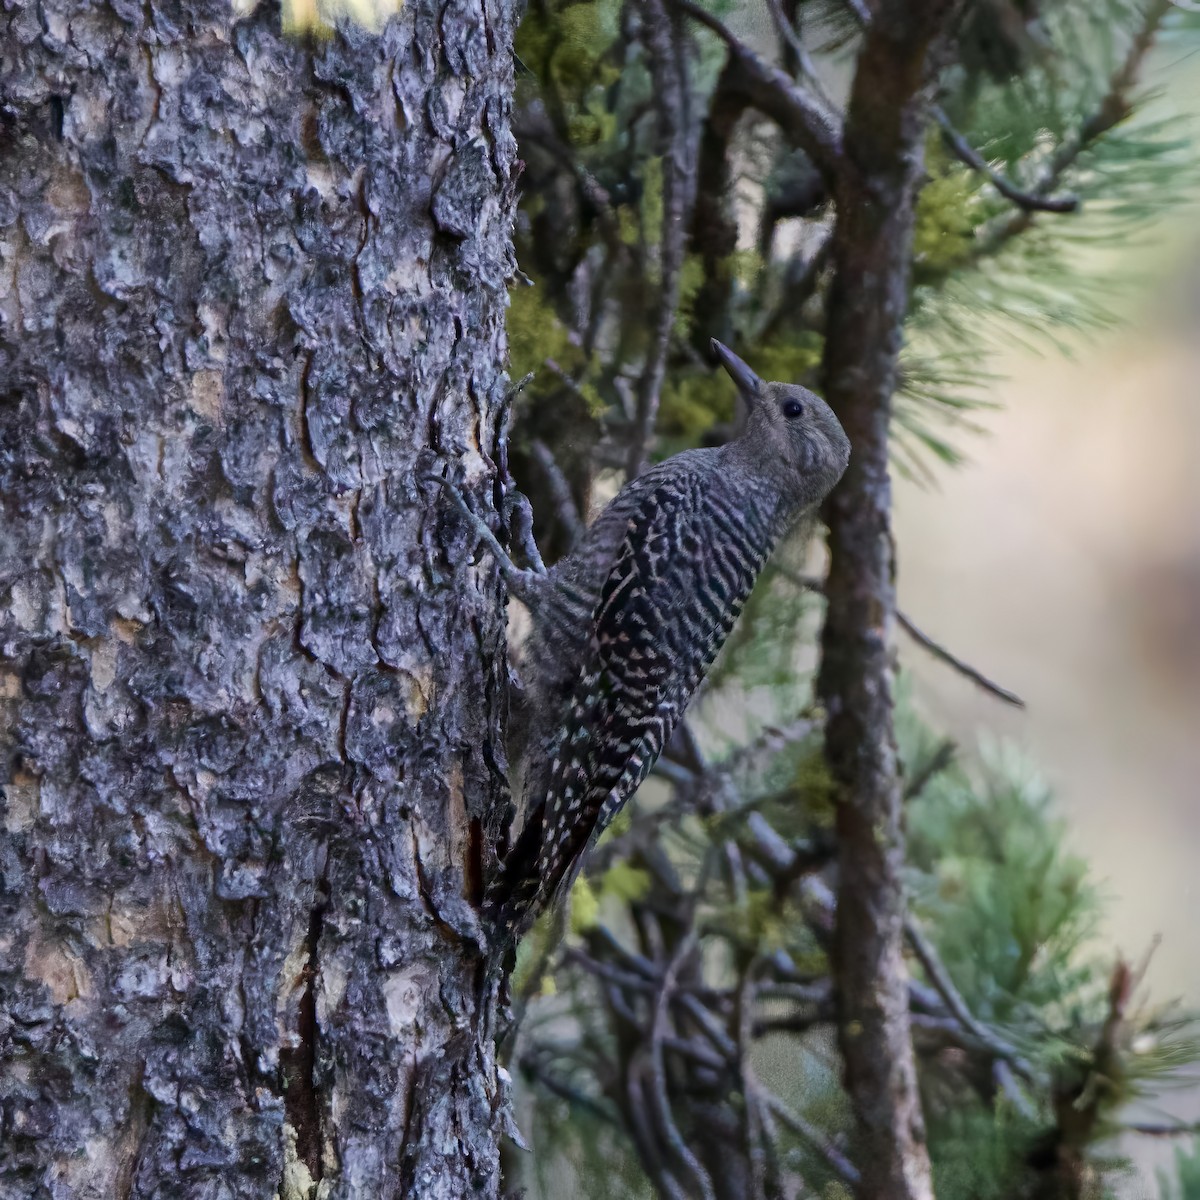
280,878 -> 329,1186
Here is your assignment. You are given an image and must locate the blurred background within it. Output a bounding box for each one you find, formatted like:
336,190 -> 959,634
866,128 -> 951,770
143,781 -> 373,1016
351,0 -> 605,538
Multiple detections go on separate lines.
897,48 -> 1200,1176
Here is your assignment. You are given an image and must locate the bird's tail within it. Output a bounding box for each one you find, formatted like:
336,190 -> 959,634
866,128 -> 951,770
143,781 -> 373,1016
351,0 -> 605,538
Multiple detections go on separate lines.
483,803 -> 547,951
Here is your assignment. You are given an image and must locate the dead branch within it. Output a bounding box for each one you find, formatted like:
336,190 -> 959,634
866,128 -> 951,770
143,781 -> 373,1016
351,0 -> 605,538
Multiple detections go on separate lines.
669,0 -> 845,182
627,0 -> 693,479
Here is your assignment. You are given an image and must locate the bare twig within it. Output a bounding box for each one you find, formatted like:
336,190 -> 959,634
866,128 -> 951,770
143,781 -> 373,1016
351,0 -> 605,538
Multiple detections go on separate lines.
780,567 -> 1024,707
513,110 -> 626,252
734,958 -> 768,1200
518,1053 -> 621,1126
626,1067 -> 691,1200
541,356 -> 594,411
765,0 -> 828,100
649,926 -> 717,1200
723,839 -> 751,909
759,1091 -> 861,1186
677,991 -> 741,1062
756,227 -> 833,341
902,738 -> 957,802
661,1033 -> 729,1072
1124,1120 -> 1200,1137
841,0 -> 871,26
669,0 -> 844,182
896,609 -> 1025,707
567,948 -> 658,995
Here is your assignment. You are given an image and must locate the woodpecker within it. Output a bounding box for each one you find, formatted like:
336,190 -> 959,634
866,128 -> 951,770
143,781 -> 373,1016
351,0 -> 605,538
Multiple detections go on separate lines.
436,341 -> 850,949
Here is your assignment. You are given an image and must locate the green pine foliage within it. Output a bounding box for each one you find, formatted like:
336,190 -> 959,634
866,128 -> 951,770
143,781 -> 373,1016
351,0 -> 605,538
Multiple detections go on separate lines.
898,3 -> 1200,468
905,739 -> 1102,1039
1161,1140 -> 1200,1200
511,674 -> 1200,1198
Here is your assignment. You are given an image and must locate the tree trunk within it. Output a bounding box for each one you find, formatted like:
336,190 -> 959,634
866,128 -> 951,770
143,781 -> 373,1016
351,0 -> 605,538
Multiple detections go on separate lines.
0,2 -> 517,1197
817,5 -> 960,1200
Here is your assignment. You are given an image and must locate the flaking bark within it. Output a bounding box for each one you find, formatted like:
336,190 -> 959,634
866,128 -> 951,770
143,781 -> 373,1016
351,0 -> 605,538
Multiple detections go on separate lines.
0,1 -> 518,1196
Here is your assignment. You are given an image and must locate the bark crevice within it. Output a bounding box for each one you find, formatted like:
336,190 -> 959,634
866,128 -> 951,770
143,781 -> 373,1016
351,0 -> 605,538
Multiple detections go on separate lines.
281,878 -> 329,1187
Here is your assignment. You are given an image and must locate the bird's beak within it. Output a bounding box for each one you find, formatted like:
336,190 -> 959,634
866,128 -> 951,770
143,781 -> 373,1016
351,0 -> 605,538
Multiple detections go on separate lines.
711,339 -> 762,407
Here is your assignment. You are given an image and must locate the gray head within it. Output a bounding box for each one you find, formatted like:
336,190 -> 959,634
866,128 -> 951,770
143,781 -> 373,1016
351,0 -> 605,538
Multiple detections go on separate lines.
712,339 -> 850,510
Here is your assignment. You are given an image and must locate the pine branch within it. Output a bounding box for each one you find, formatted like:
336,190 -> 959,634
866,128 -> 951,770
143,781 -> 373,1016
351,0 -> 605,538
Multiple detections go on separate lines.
973,0 -> 1176,260
817,4 -> 966,1198
933,105 -> 1081,214
779,567 -> 1023,707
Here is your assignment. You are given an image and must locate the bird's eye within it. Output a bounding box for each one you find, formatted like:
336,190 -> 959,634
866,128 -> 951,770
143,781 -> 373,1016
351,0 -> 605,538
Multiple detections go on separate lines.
781,398 -> 804,420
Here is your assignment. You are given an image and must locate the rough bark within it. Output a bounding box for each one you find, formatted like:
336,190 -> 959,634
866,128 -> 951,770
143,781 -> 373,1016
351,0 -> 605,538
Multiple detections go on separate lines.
816,5 -> 961,1200
0,2 -> 517,1197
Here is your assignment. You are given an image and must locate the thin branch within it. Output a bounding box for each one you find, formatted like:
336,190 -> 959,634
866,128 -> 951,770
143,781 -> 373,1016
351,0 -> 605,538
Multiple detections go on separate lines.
541,356 -> 595,411
513,110 -> 626,252
933,106 -> 1080,214
649,926 -> 717,1200
759,1091 -> 861,1186
660,1033 -> 728,1072
567,949 -> 658,995
625,1068 -> 691,1200
841,0 -> 871,26
780,567 -> 1024,707
677,991 -> 741,1062
903,738 -> 957,802
734,959 -> 769,1200
518,1054 -> 621,1127
757,228 -> 833,341
765,0 -> 835,108
896,609 -> 1025,707
1124,1120 -> 1200,1137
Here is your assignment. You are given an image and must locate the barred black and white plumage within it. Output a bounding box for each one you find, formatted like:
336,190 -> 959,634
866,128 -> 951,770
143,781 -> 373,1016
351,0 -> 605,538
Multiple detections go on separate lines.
482,341 -> 851,947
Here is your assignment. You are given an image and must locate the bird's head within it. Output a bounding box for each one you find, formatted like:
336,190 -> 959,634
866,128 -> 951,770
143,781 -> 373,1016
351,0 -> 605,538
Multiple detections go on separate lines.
711,339 -> 850,510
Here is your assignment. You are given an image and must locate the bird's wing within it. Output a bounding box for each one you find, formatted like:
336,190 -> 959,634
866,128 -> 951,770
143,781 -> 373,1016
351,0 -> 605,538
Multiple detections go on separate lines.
493,472 -> 768,936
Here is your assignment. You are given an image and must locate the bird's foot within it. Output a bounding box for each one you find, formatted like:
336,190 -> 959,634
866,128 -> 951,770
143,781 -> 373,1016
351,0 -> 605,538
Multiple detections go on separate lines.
502,488 -> 548,577
423,474 -> 546,607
